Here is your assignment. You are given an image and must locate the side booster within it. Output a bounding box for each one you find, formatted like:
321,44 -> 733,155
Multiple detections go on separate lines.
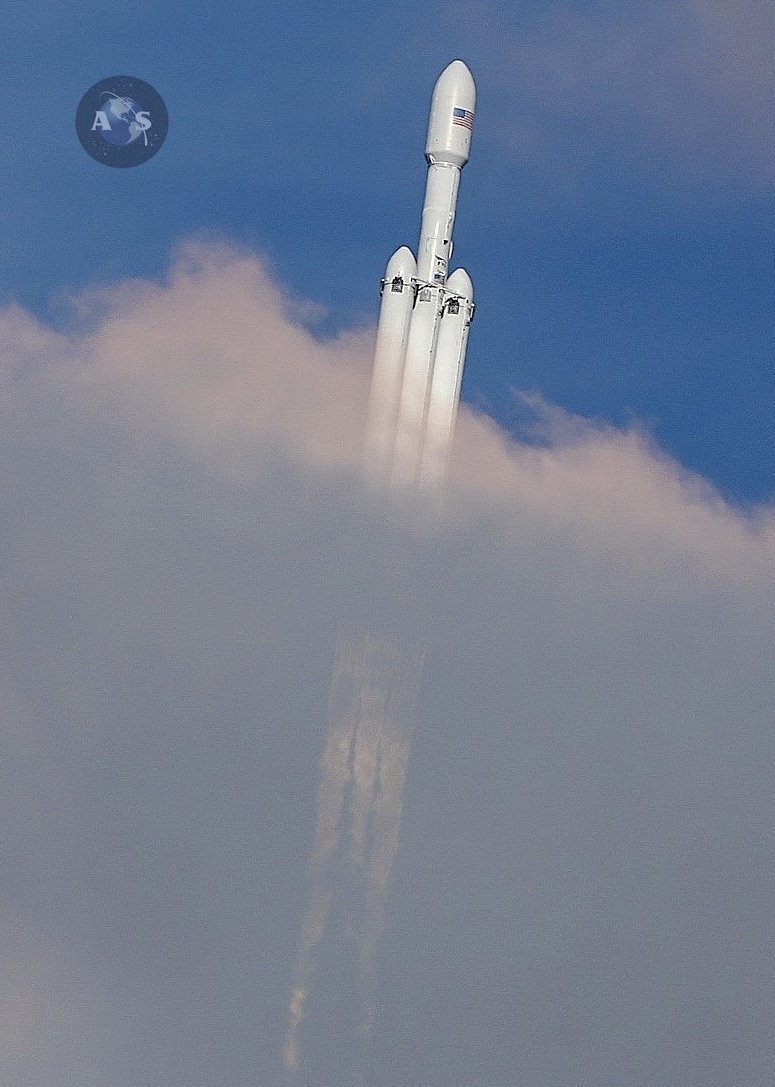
365,61 -> 476,487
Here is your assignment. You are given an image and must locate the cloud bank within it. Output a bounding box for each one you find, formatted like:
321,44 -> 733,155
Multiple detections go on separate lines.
2,243 -> 773,1085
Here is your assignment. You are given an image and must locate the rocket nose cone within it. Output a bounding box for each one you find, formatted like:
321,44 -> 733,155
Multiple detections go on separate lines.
426,60 -> 476,167
446,267 -> 474,301
434,60 -> 476,105
385,246 -> 417,281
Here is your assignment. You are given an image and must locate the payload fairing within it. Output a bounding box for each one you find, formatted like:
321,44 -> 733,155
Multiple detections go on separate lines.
365,61 -> 476,487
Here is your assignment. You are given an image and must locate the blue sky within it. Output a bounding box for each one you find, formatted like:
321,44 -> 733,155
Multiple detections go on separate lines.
2,0 -> 771,503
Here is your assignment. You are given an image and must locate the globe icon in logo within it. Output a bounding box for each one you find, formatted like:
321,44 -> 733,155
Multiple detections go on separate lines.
76,76 -> 168,167
97,92 -> 151,146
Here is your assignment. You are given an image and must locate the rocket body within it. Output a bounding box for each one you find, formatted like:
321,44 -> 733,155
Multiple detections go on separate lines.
419,268 -> 475,486
365,246 -> 417,471
365,61 -> 476,486
418,59 -> 475,282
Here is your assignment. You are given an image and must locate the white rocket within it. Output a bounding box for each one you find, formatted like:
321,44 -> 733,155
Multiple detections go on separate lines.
365,60 -> 476,487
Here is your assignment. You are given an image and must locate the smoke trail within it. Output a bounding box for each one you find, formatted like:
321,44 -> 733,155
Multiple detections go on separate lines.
355,720 -> 413,1037
349,633 -> 424,1038
349,715 -> 382,871
283,629 -> 361,1073
284,624 -> 424,1074
286,257 -> 440,1071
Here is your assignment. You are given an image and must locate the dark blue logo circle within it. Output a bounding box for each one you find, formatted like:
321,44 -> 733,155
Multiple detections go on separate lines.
76,76 -> 168,167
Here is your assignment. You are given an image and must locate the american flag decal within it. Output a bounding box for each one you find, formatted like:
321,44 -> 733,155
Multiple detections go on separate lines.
452,107 -> 474,131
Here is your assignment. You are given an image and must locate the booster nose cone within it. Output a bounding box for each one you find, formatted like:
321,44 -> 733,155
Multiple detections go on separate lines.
425,60 -> 476,169
445,267 -> 474,302
383,246 -> 417,287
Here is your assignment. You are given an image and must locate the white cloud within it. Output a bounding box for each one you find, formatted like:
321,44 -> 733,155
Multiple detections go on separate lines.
1,244 -> 773,1085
